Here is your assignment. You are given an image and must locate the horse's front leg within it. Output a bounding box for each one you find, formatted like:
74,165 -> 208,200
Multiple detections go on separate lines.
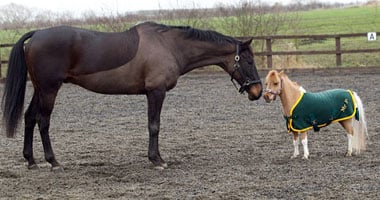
300,132 -> 309,159
146,88 -> 167,169
291,132 -> 300,159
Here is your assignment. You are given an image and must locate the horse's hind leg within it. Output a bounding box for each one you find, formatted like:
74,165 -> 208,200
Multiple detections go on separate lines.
37,90 -> 63,172
24,91 -> 62,171
23,93 -> 39,169
339,119 -> 354,156
300,132 -> 309,159
30,84 -> 63,171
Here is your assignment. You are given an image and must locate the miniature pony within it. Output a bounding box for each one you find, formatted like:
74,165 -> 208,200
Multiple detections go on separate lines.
263,70 -> 367,159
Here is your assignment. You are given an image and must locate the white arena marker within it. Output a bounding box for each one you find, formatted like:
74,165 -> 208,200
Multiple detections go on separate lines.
367,32 -> 377,41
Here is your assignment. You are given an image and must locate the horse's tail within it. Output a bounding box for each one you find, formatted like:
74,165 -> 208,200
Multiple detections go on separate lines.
351,91 -> 368,154
1,31 -> 35,138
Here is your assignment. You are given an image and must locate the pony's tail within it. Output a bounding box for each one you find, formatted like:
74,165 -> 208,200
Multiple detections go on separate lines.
351,92 -> 368,154
1,31 -> 35,138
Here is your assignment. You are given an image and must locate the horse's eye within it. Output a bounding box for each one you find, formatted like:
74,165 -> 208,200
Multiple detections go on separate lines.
274,82 -> 279,86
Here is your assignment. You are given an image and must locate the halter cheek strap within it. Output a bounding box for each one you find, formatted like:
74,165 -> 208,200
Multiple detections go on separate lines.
230,44 -> 262,94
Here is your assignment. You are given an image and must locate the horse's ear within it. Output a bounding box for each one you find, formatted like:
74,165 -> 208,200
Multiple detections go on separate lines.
268,70 -> 277,77
236,37 -> 253,45
242,37 -> 253,45
279,70 -> 289,78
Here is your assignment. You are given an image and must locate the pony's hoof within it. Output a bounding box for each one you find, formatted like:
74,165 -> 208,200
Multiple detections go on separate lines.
51,166 -> 64,173
291,155 -> 298,159
27,164 -> 39,170
153,163 -> 168,170
302,156 -> 309,160
345,152 -> 352,157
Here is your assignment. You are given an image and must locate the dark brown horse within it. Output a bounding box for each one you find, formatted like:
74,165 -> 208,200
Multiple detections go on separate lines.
2,22 -> 262,171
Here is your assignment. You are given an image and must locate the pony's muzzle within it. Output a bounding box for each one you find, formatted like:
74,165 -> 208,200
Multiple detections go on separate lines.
263,92 -> 274,103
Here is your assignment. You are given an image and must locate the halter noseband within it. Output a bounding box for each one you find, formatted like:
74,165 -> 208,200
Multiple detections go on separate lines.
230,44 -> 261,94
264,78 -> 283,100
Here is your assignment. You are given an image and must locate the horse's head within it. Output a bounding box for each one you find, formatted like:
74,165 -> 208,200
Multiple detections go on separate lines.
228,38 -> 262,101
263,70 -> 283,103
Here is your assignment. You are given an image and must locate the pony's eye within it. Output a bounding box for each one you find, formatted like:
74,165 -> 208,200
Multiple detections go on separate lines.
274,82 -> 279,86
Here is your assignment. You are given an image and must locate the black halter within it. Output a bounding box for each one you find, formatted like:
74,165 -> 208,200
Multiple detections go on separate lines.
230,44 -> 262,94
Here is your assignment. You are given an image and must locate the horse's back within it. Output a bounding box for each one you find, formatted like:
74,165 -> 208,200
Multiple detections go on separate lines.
25,26 -> 140,80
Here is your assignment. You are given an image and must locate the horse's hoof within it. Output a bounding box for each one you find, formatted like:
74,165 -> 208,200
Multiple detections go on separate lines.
51,166 -> 64,173
28,164 -> 39,170
345,152 -> 352,157
302,156 -> 309,160
291,155 -> 298,159
154,163 -> 168,170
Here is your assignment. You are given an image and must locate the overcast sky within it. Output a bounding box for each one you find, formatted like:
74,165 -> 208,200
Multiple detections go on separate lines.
0,0 -> 370,15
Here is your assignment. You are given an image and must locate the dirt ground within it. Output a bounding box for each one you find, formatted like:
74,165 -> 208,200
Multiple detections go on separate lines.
0,68 -> 379,199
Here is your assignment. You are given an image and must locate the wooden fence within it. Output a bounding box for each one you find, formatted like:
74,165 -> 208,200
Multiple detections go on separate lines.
0,32 -> 379,78
0,43 -> 13,79
251,32 -> 380,68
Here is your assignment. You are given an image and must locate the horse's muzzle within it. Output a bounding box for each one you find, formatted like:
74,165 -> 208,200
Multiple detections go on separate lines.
247,83 -> 262,101
263,92 -> 274,103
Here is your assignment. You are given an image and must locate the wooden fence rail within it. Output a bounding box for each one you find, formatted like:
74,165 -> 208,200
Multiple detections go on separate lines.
1,32 -> 379,78
0,43 -> 14,78
251,32 -> 380,68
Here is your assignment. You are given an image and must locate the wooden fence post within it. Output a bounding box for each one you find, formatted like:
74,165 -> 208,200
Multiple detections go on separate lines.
335,36 -> 342,67
0,47 -> 2,78
266,38 -> 273,68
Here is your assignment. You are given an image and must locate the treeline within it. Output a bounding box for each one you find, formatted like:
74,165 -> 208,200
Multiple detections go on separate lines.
0,0 -> 362,30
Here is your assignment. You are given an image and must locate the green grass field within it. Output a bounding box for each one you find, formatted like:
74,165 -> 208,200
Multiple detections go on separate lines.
289,6 -> 379,34
288,6 -> 380,67
0,5 -> 379,71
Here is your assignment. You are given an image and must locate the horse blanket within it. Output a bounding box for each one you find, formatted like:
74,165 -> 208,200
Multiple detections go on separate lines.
284,89 -> 358,132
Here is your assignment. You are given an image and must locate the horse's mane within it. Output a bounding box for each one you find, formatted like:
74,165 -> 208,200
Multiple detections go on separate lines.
273,70 -> 306,92
151,22 -> 237,45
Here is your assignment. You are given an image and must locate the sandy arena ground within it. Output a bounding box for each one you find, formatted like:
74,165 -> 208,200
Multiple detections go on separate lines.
0,68 -> 379,199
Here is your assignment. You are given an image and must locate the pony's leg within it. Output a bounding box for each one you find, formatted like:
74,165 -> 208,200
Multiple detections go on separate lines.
23,93 -> 39,169
291,133 -> 300,159
300,132 -> 309,159
37,91 -> 63,172
146,88 -> 167,169
339,119 -> 354,156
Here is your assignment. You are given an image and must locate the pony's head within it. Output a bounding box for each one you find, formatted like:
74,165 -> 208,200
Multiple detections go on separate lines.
263,70 -> 284,103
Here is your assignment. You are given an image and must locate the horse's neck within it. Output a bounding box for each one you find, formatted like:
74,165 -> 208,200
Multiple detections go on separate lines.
179,42 -> 234,74
279,77 -> 302,116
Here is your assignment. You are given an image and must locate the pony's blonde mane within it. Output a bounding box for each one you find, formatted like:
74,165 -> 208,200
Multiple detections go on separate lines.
269,70 -> 304,92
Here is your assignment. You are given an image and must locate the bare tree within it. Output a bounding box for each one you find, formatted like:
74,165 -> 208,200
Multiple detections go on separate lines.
0,3 -> 33,29
216,0 -> 301,68
156,6 -> 213,30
